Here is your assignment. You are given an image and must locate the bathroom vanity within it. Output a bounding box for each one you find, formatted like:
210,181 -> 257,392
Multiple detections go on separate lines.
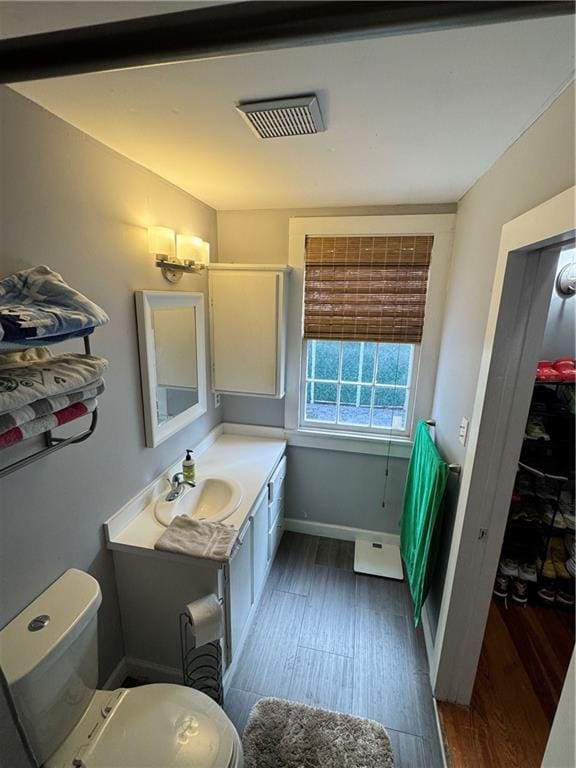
105,431 -> 286,687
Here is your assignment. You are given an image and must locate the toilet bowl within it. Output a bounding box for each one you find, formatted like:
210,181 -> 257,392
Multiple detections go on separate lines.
0,569 -> 242,768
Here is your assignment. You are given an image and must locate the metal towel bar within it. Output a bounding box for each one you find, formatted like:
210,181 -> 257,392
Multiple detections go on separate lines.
424,420 -> 461,474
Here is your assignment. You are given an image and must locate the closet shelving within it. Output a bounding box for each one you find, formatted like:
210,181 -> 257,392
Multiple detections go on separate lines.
0,335 -> 99,480
502,379 -> 575,603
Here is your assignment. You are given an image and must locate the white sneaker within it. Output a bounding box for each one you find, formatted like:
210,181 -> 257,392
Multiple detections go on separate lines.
499,558 -> 519,577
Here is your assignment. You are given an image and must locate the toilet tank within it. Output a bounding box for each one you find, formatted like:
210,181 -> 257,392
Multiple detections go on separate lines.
0,569 -> 102,765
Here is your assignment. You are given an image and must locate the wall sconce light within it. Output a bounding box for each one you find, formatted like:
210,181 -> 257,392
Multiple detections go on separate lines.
148,226 -> 210,283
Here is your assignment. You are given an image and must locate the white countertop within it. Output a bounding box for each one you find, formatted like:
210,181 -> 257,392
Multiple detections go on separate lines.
105,433 -> 286,554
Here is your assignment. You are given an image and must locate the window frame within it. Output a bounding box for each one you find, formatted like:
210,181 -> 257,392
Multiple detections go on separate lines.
299,339 -> 420,437
284,214 -> 457,444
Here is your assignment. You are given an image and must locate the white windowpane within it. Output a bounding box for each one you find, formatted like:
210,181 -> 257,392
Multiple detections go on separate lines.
305,380 -> 337,423
303,339 -> 415,434
376,343 -> 412,386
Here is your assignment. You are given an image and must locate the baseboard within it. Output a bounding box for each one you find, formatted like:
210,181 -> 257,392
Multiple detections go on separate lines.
125,656 -> 182,685
102,657 -> 128,690
433,698 -> 449,768
284,517 -> 400,546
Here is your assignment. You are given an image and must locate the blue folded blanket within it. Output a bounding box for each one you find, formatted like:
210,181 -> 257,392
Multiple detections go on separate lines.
0,266 -> 109,345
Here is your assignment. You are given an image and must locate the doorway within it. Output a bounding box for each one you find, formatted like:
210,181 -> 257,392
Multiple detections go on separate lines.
429,188 -> 575,761
439,240 -> 575,767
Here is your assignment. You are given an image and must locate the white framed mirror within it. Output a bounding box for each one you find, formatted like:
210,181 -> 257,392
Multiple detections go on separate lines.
135,290 -> 207,447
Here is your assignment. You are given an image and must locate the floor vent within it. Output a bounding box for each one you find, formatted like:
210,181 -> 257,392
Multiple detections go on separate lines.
236,95 -> 325,139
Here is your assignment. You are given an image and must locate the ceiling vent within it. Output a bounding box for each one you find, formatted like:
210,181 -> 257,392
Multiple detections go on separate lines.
236,95 -> 325,139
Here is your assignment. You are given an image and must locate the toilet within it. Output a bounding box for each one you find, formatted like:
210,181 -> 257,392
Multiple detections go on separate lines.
0,569 -> 243,768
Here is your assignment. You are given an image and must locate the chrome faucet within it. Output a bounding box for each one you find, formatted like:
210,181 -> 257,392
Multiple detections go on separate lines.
165,472 -> 195,502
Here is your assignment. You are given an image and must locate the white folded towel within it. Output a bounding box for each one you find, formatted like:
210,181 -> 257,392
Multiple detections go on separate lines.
154,515 -> 238,562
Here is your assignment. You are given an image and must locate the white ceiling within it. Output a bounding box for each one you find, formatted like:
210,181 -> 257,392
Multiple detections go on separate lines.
3,5 -> 574,210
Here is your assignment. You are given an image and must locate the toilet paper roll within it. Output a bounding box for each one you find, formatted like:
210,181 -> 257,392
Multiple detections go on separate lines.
185,593 -> 224,647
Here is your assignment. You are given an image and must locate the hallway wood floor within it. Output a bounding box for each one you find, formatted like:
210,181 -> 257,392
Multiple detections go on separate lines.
224,532 -> 444,768
439,599 -> 574,768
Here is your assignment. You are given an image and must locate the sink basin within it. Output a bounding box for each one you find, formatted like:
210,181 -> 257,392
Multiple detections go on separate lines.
154,476 -> 243,527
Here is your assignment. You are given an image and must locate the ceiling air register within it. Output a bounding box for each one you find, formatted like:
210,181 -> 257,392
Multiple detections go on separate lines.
236,95 -> 325,139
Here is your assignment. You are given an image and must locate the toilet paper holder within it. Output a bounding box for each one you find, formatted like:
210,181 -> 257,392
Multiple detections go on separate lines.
179,612 -> 223,706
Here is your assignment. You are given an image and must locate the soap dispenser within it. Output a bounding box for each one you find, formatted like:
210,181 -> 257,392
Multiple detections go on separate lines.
182,449 -> 195,484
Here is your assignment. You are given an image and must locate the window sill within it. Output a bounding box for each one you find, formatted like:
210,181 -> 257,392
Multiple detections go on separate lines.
286,427 -> 413,458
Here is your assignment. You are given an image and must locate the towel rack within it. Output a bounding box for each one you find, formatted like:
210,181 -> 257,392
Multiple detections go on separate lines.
0,335 -> 99,479
424,419 -> 462,474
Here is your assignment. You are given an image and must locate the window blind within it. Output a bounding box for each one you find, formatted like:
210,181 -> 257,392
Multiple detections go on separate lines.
304,235 -> 433,343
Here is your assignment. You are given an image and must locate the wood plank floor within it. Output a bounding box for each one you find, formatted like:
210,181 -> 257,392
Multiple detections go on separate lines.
439,599 -> 574,768
225,532 -> 444,768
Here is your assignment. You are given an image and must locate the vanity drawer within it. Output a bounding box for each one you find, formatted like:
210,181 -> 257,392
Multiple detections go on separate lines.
268,456 -> 286,503
268,515 -> 284,562
268,496 -> 284,531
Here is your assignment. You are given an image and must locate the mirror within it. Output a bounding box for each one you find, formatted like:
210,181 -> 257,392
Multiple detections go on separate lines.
135,291 -> 207,447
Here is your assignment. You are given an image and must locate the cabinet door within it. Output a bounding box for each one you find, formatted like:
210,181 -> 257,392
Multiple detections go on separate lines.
228,520 -> 253,659
210,270 -> 280,396
252,490 -> 269,603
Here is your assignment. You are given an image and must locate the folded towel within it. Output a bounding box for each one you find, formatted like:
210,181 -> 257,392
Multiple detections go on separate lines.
0,327 -> 96,351
0,266 -> 109,345
0,379 -> 104,434
0,398 -> 97,449
0,350 -> 107,414
154,516 -> 239,562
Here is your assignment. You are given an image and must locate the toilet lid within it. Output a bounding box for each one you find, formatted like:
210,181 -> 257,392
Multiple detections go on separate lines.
79,685 -> 237,768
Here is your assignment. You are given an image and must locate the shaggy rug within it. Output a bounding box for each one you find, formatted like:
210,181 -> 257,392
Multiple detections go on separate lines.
242,698 -> 395,768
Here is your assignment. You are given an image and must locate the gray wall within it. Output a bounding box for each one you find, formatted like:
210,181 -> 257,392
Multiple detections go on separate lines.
0,87 -> 221,686
541,245 -> 576,360
427,83 -> 575,637
218,203 -> 456,532
286,447 -> 408,533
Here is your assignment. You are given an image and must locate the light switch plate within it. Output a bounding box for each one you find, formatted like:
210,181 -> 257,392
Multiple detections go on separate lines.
459,417 -> 469,446
214,393 -> 221,409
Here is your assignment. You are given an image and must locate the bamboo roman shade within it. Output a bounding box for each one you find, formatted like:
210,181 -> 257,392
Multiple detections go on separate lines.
304,235 -> 433,343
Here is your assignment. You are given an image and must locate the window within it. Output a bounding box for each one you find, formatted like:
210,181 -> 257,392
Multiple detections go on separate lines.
299,234 -> 432,437
303,339 -> 416,433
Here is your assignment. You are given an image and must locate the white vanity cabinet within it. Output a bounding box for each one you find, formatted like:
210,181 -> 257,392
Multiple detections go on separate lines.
227,517 -> 254,659
224,461 -> 287,672
208,265 -> 289,397
106,436 -> 287,689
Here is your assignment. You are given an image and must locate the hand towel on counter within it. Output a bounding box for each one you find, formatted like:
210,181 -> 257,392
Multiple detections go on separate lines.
185,594 -> 224,646
0,379 -> 104,434
0,265 -> 109,345
0,348 -> 107,413
0,398 -> 97,449
154,516 -> 239,563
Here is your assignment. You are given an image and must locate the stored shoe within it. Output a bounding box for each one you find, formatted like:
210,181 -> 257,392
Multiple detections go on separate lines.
550,538 -> 571,579
566,557 -> 575,578
518,562 -> 538,583
499,558 -> 519,576
493,573 -> 510,599
525,417 -> 550,440
537,585 -> 556,604
556,589 -> 575,607
511,578 -> 529,605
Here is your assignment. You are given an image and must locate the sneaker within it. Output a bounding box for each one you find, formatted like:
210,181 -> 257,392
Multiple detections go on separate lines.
556,590 -> 575,607
499,558 -> 519,577
562,510 -> 575,531
538,586 -> 557,604
493,573 -> 510,598
511,578 -> 529,604
518,562 -> 538,583
566,557 -> 575,578
564,534 -> 575,558
550,538 -> 571,579
544,508 -> 566,529
525,417 -> 550,440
